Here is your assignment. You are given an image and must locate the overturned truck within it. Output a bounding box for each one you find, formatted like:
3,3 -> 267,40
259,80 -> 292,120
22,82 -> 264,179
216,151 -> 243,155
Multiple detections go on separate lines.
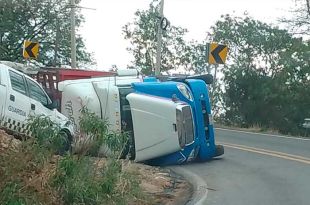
57,70 -> 224,165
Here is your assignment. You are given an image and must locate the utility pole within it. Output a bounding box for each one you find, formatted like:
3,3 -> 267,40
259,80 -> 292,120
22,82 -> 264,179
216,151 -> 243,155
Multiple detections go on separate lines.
155,0 -> 164,76
70,0 -> 77,68
54,19 -> 60,67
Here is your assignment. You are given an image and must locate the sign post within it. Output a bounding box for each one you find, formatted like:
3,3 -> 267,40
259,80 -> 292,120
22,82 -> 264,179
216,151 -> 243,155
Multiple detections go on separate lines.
206,43 -> 228,105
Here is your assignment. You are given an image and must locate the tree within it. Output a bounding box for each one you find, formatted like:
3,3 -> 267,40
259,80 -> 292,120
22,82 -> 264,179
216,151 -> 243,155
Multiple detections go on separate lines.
282,0 -> 310,36
123,0 -> 189,75
0,0 -> 94,67
208,14 -> 310,135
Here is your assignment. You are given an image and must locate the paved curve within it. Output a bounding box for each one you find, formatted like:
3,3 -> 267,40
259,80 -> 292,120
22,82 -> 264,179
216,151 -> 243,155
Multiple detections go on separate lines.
179,128 -> 310,205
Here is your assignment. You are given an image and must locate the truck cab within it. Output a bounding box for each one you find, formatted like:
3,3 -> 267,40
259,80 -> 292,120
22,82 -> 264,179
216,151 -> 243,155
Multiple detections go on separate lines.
134,76 -> 224,165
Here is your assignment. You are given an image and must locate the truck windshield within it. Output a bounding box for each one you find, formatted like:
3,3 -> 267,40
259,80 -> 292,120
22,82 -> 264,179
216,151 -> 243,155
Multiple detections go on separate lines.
118,86 -> 135,159
118,86 -> 134,132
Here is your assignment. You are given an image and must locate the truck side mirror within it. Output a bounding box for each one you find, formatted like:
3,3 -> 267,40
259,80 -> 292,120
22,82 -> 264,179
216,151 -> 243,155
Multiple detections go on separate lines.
46,99 -> 59,110
201,74 -> 213,84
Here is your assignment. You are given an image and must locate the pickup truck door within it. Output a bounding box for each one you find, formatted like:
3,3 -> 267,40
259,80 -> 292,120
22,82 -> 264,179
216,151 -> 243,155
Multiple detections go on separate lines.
126,93 -> 182,162
25,78 -> 56,121
0,69 -> 7,122
2,70 -> 31,135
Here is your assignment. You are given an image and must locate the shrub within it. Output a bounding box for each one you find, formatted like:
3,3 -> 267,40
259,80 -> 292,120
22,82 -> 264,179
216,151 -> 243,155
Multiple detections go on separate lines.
77,106 -> 128,157
0,108 -> 145,205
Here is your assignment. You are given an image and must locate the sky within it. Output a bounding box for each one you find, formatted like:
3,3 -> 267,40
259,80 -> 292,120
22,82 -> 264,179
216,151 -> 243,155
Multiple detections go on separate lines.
79,0 -> 295,70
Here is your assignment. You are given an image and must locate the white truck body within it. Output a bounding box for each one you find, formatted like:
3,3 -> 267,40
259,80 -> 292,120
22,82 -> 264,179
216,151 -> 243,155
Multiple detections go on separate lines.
58,76 -> 183,161
0,62 -> 72,137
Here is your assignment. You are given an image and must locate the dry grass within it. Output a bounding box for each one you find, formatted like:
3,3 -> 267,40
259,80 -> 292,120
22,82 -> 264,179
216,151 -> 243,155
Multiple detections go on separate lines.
214,123 -> 281,135
1,129 -> 192,205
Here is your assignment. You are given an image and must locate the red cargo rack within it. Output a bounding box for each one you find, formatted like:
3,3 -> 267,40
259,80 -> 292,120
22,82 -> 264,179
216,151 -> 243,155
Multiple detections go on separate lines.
32,68 -> 115,110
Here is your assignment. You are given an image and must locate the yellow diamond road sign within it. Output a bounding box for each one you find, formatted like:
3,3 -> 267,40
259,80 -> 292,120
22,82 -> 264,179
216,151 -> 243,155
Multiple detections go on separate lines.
208,43 -> 228,64
23,40 -> 39,59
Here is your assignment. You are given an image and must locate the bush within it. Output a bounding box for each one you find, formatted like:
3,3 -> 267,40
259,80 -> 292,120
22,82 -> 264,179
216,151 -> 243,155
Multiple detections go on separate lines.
51,156 -> 142,205
0,108 -> 145,205
75,106 -> 129,157
28,115 -> 71,154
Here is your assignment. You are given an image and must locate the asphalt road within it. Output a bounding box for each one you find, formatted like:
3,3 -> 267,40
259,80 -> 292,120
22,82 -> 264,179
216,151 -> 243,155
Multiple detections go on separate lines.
180,128 -> 310,205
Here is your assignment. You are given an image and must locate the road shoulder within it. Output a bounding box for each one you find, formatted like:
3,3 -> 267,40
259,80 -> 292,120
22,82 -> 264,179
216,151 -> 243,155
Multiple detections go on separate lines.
170,166 -> 209,205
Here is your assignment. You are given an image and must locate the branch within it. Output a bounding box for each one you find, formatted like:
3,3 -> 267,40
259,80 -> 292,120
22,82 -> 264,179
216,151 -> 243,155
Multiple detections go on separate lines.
29,20 -> 49,40
12,20 -> 49,57
0,45 -> 9,54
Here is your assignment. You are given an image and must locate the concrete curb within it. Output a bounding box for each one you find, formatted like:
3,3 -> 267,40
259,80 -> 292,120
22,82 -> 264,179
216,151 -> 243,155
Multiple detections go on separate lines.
170,166 -> 208,205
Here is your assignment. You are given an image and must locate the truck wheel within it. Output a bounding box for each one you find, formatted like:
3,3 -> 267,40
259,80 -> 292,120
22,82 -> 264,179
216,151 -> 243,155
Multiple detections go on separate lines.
120,133 -> 135,160
128,140 -> 135,160
128,133 -> 136,160
215,145 -> 224,157
57,130 -> 72,155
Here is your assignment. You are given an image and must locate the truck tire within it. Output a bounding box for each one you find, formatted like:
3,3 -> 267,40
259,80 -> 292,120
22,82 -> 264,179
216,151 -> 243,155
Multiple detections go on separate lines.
57,130 -> 72,155
215,145 -> 224,157
128,135 -> 136,160
120,133 -> 135,160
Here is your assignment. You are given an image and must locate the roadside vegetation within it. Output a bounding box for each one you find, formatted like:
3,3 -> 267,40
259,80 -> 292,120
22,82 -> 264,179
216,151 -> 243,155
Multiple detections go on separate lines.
0,0 -> 94,67
124,0 -> 309,137
1,0 -> 308,137
0,107 -> 147,205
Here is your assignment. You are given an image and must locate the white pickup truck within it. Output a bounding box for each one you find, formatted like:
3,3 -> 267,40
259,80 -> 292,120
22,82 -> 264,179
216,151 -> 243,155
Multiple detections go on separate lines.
0,61 -> 73,141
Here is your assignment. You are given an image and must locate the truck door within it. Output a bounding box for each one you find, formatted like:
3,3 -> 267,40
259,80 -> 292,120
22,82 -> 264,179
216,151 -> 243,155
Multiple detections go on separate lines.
3,70 -> 31,135
25,77 -> 56,120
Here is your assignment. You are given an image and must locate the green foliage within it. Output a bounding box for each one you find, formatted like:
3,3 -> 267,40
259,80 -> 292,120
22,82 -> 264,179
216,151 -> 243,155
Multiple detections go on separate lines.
51,156 -> 143,205
0,115 -> 69,205
0,139 -> 54,205
123,0 -> 219,75
123,2 -> 309,136
1,108 -> 144,205
52,156 -> 99,205
1,181 -> 33,205
78,106 -> 128,157
281,0 -> 310,36
209,14 -> 310,136
182,41 -> 210,73
51,107 -> 142,205
123,0 -> 190,75
28,115 -> 70,153
0,0 -> 95,67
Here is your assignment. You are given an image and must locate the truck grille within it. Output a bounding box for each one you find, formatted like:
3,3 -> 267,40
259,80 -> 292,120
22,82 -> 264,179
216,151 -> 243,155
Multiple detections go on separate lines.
176,105 -> 194,148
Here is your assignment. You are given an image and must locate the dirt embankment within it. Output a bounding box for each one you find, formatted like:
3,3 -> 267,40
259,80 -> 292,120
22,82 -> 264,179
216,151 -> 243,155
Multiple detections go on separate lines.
0,129 -> 192,205
0,130 -> 20,152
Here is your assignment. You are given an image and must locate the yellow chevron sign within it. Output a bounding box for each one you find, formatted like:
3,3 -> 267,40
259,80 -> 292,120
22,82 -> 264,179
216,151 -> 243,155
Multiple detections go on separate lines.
208,43 -> 228,64
23,40 -> 39,59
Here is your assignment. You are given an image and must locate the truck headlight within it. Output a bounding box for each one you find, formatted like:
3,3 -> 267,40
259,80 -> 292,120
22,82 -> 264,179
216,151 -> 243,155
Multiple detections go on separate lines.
177,84 -> 193,101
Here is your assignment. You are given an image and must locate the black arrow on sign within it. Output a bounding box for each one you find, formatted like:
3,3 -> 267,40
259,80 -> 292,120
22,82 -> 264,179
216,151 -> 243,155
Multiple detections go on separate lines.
211,44 -> 226,64
25,42 -> 37,58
